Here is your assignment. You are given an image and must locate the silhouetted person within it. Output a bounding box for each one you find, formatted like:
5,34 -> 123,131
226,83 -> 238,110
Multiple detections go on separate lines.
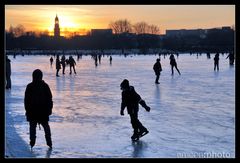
6,56 -> 11,89
169,54 -> 181,75
69,56 -> 76,74
24,69 -> 53,149
50,57 -> 53,67
120,79 -> 151,141
94,55 -> 98,67
98,54 -> 102,64
109,56 -> 112,65
153,58 -> 162,84
226,52 -> 234,65
214,53 -> 220,71
207,52 -> 211,59
61,55 -> 66,74
56,55 -> 61,77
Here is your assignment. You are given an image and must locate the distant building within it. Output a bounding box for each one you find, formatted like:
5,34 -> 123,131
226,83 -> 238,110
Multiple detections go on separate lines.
165,26 -> 233,39
54,15 -> 60,37
166,29 -> 207,38
91,29 -> 112,36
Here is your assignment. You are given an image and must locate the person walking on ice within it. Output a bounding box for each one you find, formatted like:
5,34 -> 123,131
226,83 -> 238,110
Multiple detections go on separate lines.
24,69 -> 53,149
214,53 -> 220,71
120,79 -> 151,141
169,54 -> 181,75
69,56 -> 76,74
153,58 -> 162,84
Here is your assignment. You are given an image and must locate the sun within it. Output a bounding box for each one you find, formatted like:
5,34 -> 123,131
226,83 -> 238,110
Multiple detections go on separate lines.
59,16 -> 78,29
45,15 -> 79,36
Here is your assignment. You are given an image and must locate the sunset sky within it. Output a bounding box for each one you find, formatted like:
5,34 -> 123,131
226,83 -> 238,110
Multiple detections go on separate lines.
5,5 -> 235,36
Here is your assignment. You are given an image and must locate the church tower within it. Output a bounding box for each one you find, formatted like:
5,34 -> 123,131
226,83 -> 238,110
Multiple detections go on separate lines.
54,14 -> 60,37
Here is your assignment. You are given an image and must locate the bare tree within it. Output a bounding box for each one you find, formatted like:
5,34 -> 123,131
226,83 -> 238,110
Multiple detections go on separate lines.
11,24 -> 26,37
133,22 -> 149,34
149,24 -> 160,35
109,19 -> 132,34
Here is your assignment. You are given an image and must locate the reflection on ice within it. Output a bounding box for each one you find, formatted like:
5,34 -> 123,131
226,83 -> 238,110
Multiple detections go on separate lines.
5,54 -> 235,158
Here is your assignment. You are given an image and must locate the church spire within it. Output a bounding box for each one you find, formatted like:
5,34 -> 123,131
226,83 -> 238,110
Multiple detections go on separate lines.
54,14 -> 60,37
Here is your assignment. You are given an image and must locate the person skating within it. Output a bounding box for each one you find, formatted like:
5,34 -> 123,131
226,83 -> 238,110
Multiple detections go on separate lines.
214,53 -> 220,71
56,55 -> 61,77
153,58 -> 162,84
226,52 -> 234,65
6,56 -> 11,89
120,79 -> 151,141
69,56 -> 76,74
50,57 -> 53,67
24,69 -> 53,149
169,54 -> 181,75
61,55 -> 66,74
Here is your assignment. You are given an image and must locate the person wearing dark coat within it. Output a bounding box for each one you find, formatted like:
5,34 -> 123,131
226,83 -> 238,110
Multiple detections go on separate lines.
69,56 -> 76,74
61,55 -> 66,74
56,55 -> 61,77
24,69 -> 53,149
169,54 -> 181,75
153,58 -> 162,84
214,53 -> 220,71
226,52 -> 234,65
109,56 -> 112,65
50,57 -> 53,67
6,56 -> 11,89
120,79 -> 151,141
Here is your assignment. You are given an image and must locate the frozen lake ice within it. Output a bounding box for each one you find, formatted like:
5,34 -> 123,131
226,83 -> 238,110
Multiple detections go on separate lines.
5,53 -> 235,158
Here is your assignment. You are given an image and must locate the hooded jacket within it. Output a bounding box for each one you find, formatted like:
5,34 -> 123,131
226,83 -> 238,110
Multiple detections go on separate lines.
24,80 -> 53,122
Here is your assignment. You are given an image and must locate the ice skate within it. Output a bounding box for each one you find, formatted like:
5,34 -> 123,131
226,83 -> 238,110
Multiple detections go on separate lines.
138,129 -> 149,138
131,133 -> 139,141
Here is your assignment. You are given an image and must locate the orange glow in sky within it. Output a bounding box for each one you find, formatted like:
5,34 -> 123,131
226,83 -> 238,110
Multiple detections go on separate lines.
5,5 -> 235,36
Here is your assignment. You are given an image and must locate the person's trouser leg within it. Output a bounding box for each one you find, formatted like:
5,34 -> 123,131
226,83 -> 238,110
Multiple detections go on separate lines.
70,66 -> 72,74
73,66 -> 76,74
29,121 -> 37,147
155,74 -> 159,83
175,66 -> 181,75
6,75 -> 11,89
130,113 -> 147,134
40,121 -> 52,148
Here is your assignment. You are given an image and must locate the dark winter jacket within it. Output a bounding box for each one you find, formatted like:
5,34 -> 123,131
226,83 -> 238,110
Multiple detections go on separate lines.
56,58 -> 61,70
153,62 -> 162,75
121,86 -> 142,114
24,80 -> 53,122
6,58 -> 11,77
170,54 -> 176,66
69,57 -> 76,66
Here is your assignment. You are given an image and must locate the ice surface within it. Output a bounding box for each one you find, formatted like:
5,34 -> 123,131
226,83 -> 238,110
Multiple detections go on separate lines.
5,53 -> 235,158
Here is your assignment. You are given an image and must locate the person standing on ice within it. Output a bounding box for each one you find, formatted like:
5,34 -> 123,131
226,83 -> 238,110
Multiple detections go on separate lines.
120,79 -> 151,141
56,54 -> 61,77
69,56 -> 77,74
226,52 -> 234,65
50,56 -> 53,67
61,54 -> 66,74
24,69 -> 53,149
169,54 -> 181,75
214,53 -> 220,71
153,58 -> 162,84
5,55 -> 11,89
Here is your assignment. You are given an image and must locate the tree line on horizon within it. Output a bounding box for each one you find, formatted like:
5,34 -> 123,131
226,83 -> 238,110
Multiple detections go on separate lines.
5,19 -> 234,53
